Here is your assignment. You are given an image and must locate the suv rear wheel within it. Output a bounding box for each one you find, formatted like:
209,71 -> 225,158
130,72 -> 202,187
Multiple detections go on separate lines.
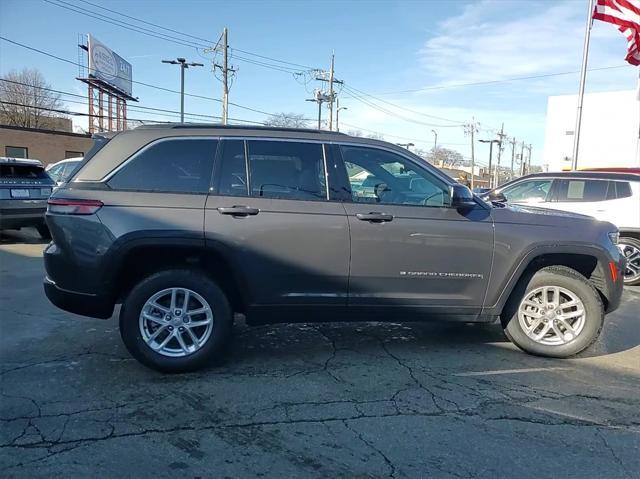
618,236 -> 640,286
119,269 -> 232,373
503,266 -> 604,358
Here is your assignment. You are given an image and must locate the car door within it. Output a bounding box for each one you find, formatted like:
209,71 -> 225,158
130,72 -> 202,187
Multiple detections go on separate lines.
334,144 -> 494,320
204,138 -> 350,320
100,137 -> 216,243
551,178 -> 615,221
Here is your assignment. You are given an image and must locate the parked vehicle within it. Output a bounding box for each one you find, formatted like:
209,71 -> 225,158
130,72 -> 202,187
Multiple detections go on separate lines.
45,157 -> 83,185
0,157 -> 54,238
482,171 -> 640,285
44,125 -> 624,372
472,187 -> 491,195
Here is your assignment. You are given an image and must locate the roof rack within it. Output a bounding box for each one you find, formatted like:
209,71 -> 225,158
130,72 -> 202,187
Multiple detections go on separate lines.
133,122 -> 347,135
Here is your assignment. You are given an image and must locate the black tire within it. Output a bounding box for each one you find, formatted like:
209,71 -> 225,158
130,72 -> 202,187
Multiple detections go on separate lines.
36,223 -> 51,240
119,269 -> 232,373
502,266 -> 604,358
619,236 -> 640,286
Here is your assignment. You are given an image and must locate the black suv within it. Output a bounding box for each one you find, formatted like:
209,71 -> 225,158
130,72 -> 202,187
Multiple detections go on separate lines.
44,125 -> 625,372
0,157 -> 53,238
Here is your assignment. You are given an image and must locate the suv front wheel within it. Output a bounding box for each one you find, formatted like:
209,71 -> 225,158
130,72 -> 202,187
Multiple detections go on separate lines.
618,236 -> 640,286
503,266 -> 604,358
119,269 -> 232,372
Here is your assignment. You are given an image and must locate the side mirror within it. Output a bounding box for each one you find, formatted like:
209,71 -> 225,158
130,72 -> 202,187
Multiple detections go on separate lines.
450,184 -> 476,209
488,190 -> 507,203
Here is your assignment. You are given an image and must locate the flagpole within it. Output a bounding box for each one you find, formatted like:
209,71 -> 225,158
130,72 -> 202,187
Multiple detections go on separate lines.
572,0 -> 596,171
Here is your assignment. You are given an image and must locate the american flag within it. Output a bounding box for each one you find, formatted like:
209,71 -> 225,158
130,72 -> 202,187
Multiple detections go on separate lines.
593,0 -> 640,65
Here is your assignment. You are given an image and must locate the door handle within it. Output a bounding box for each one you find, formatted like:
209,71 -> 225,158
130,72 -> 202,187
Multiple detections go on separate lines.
356,212 -> 394,223
217,206 -> 260,216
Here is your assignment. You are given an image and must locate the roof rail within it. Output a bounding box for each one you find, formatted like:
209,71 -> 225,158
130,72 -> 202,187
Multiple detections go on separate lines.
133,122 -> 347,135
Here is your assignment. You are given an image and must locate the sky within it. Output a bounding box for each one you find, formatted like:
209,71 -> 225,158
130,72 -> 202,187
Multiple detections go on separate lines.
0,0 -> 638,167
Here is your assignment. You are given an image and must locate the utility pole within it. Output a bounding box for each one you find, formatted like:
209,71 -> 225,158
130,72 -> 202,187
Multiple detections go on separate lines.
526,144 -> 533,174
336,98 -> 347,132
315,55 -> 343,131
328,53 -> 335,131
464,119 -> 478,190
509,137 -> 517,180
479,139 -> 499,188
519,141 -> 526,176
205,28 -> 236,125
306,90 -> 330,130
431,129 -> 438,150
495,123 -> 507,187
161,57 -> 204,123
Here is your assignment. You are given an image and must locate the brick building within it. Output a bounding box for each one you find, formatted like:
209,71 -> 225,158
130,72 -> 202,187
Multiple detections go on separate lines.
0,124 -> 93,166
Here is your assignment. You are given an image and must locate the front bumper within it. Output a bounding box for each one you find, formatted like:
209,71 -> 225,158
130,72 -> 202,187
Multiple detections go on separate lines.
44,276 -> 114,319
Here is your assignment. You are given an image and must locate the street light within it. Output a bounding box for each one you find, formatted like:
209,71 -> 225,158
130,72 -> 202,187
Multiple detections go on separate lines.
478,139 -> 500,188
396,143 -> 414,150
336,98 -> 347,132
431,129 -> 438,150
162,58 -> 204,123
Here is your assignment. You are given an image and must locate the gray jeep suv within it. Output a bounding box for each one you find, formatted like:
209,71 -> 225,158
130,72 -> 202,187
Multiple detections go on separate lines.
43,125 -> 625,372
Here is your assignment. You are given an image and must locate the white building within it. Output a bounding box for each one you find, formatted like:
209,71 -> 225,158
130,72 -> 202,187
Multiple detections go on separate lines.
543,89 -> 639,172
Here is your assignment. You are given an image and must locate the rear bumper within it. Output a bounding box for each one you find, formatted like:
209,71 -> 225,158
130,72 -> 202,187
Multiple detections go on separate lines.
44,276 -> 114,319
0,204 -> 46,229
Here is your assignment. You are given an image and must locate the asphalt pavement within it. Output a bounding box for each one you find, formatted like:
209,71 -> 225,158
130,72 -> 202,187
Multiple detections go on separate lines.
1,228 -> 639,478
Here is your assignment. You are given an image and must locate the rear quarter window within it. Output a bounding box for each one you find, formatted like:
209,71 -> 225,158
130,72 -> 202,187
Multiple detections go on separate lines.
614,181 -> 632,199
108,138 -> 217,193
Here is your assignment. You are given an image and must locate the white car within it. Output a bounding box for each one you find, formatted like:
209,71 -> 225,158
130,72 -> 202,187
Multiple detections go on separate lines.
45,157 -> 83,185
485,171 -> 640,285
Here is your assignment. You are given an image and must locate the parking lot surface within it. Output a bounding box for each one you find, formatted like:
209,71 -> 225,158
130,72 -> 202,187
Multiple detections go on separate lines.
1,228 -> 639,478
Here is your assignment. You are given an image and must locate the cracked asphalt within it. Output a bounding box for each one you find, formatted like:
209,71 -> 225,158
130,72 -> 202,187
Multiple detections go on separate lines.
1,228 -> 639,478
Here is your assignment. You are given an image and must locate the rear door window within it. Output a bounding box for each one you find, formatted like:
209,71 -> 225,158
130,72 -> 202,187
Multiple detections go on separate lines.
216,140 -> 248,197
108,138 -> 217,193
246,140 -> 326,201
555,179 -> 609,202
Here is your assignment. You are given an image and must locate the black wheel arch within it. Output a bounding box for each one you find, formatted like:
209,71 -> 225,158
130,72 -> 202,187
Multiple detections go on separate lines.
486,243 -> 619,318
102,234 -> 250,314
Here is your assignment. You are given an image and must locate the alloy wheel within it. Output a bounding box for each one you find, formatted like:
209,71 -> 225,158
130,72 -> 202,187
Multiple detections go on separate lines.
618,240 -> 640,284
139,287 -> 214,357
518,286 -> 586,346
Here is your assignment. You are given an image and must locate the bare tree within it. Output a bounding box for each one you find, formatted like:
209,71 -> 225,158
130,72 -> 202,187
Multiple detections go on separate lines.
0,68 -> 68,129
366,133 -> 384,141
264,112 -> 309,128
426,147 -> 464,168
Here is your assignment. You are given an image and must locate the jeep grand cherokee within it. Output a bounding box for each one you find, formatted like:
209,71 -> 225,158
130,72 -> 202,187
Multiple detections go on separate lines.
43,125 -> 625,372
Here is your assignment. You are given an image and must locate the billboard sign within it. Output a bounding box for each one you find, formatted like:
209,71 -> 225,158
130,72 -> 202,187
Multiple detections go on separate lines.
87,34 -> 132,97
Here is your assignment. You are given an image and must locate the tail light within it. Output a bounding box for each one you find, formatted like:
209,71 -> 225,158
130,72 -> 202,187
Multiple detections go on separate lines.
47,198 -> 103,215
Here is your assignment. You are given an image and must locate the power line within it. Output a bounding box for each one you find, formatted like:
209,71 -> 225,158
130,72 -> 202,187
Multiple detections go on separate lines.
342,85 -> 463,128
45,0 -> 321,74
343,83 -> 465,124
373,65 -> 629,95
43,0 -> 208,49
0,36 -> 304,119
77,0 -> 215,44
0,78 -> 262,124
